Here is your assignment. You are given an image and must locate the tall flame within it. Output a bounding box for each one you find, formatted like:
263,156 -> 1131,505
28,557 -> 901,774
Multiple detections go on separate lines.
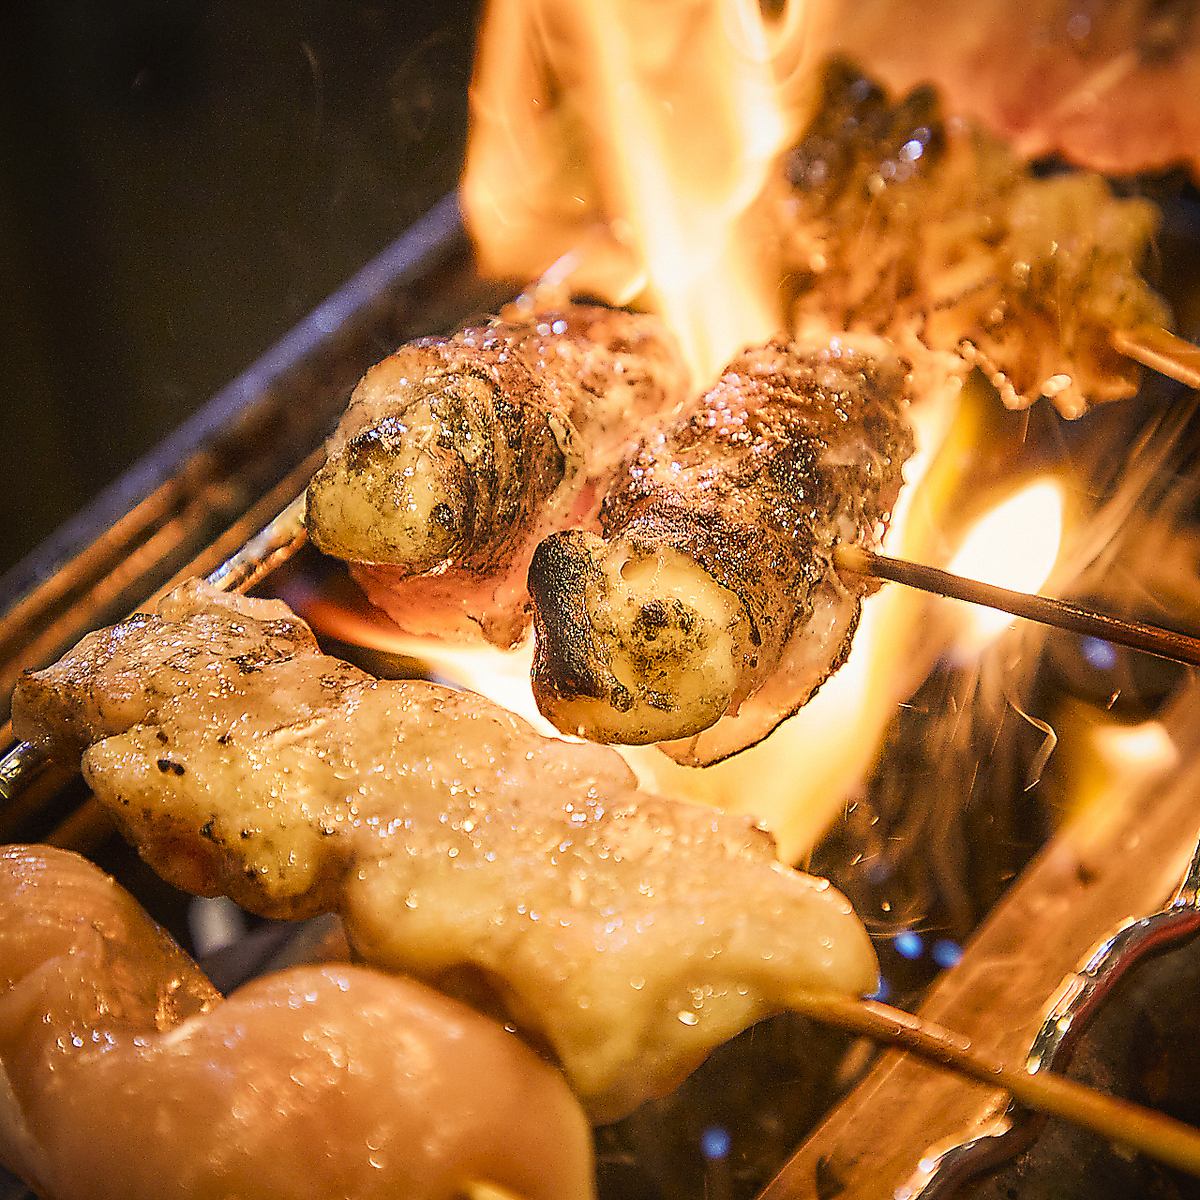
464,0 -> 808,380
948,479 -> 1065,655
451,1 -> 1067,863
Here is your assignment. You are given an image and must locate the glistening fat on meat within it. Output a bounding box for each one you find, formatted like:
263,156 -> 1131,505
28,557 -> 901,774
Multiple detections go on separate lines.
12,582 -> 878,1123
0,845 -> 595,1200
809,0 -> 1200,178
528,333 -> 914,766
305,304 -> 688,646
779,63 -> 1170,419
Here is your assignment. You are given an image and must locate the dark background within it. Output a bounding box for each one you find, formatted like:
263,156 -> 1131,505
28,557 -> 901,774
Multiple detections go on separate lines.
0,0 -> 480,577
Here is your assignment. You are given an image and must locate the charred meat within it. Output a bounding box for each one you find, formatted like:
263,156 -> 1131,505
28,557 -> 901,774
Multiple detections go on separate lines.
813,0 -> 1200,179
305,304 -> 687,646
781,63 -> 1170,417
529,334 -> 913,766
13,583 -> 878,1122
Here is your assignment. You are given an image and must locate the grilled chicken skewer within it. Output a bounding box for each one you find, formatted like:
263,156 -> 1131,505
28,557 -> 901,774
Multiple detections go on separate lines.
305,303 -> 688,647
0,844 -> 595,1200
525,80 -> 1180,762
529,333 -> 914,766
808,0 -> 1200,180
12,581 -> 877,1122
3,854 -> 1198,1198
4,67 -> 1191,795
780,62 -> 1174,418
14,613 -> 1200,1185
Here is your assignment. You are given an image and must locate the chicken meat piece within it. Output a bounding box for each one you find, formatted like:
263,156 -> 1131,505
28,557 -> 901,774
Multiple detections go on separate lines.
12,585 -> 328,763
0,844 -> 594,1200
809,0 -> 1200,179
780,62 -> 1170,418
305,304 -> 688,646
13,583 -> 878,1122
528,334 -> 913,767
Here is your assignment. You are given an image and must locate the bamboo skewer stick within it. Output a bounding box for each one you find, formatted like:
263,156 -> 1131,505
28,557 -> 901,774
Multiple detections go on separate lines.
199,492 -> 308,595
790,991 -> 1200,1178
835,543 -> 1200,667
1114,325 -> 1200,391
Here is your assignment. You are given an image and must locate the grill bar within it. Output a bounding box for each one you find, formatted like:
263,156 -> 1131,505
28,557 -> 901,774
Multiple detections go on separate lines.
0,193 -> 481,726
0,488 -> 311,804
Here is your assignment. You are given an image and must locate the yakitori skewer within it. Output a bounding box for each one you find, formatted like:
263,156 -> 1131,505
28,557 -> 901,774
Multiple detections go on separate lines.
834,543 -> 1200,667
790,990 -> 1200,1178
13,577 -> 1200,1177
5,502 -> 1200,801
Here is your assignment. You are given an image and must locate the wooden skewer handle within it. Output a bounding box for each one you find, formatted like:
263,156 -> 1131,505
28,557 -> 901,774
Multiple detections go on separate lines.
791,992 -> 1200,1178
835,544 -> 1200,668
1113,326 -> 1200,392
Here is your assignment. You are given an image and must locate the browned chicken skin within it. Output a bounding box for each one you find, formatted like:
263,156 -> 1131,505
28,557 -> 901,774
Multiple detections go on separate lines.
780,62 -> 1170,419
12,582 -> 878,1122
305,304 -> 688,646
812,0 -> 1200,179
529,334 -> 914,766
0,845 -> 595,1200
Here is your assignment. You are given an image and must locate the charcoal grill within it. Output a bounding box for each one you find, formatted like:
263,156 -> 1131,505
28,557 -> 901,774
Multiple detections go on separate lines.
4,187 -> 1200,1200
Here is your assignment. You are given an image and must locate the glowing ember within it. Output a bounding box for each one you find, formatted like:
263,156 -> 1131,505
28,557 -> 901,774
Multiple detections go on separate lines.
1094,719 -> 1178,774
947,479 -> 1065,656
1054,700 -> 1179,851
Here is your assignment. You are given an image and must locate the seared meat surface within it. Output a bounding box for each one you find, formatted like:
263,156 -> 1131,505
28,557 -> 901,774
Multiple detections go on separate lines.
13,584 -> 877,1122
305,304 -> 687,646
0,845 -> 594,1200
529,334 -> 913,766
812,0 -> 1200,179
11,587 -> 323,763
781,63 -> 1170,418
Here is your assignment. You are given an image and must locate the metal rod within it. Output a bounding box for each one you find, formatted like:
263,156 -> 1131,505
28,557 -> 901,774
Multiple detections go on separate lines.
0,495 -> 309,802
790,991 -> 1200,1178
203,493 -> 308,594
1114,325 -> 1200,391
835,543 -> 1200,667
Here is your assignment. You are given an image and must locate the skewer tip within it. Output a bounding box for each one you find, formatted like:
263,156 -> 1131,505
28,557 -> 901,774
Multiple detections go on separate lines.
1113,325 -> 1200,392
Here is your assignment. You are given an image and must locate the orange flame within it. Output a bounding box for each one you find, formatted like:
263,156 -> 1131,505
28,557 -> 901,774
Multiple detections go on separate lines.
457,0 -> 986,859
947,479 -> 1065,656
463,0 -> 813,380
440,2 -> 1070,862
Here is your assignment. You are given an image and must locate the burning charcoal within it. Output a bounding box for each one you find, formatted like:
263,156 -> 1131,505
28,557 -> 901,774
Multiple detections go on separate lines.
529,333 -> 914,766
305,303 -> 688,646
